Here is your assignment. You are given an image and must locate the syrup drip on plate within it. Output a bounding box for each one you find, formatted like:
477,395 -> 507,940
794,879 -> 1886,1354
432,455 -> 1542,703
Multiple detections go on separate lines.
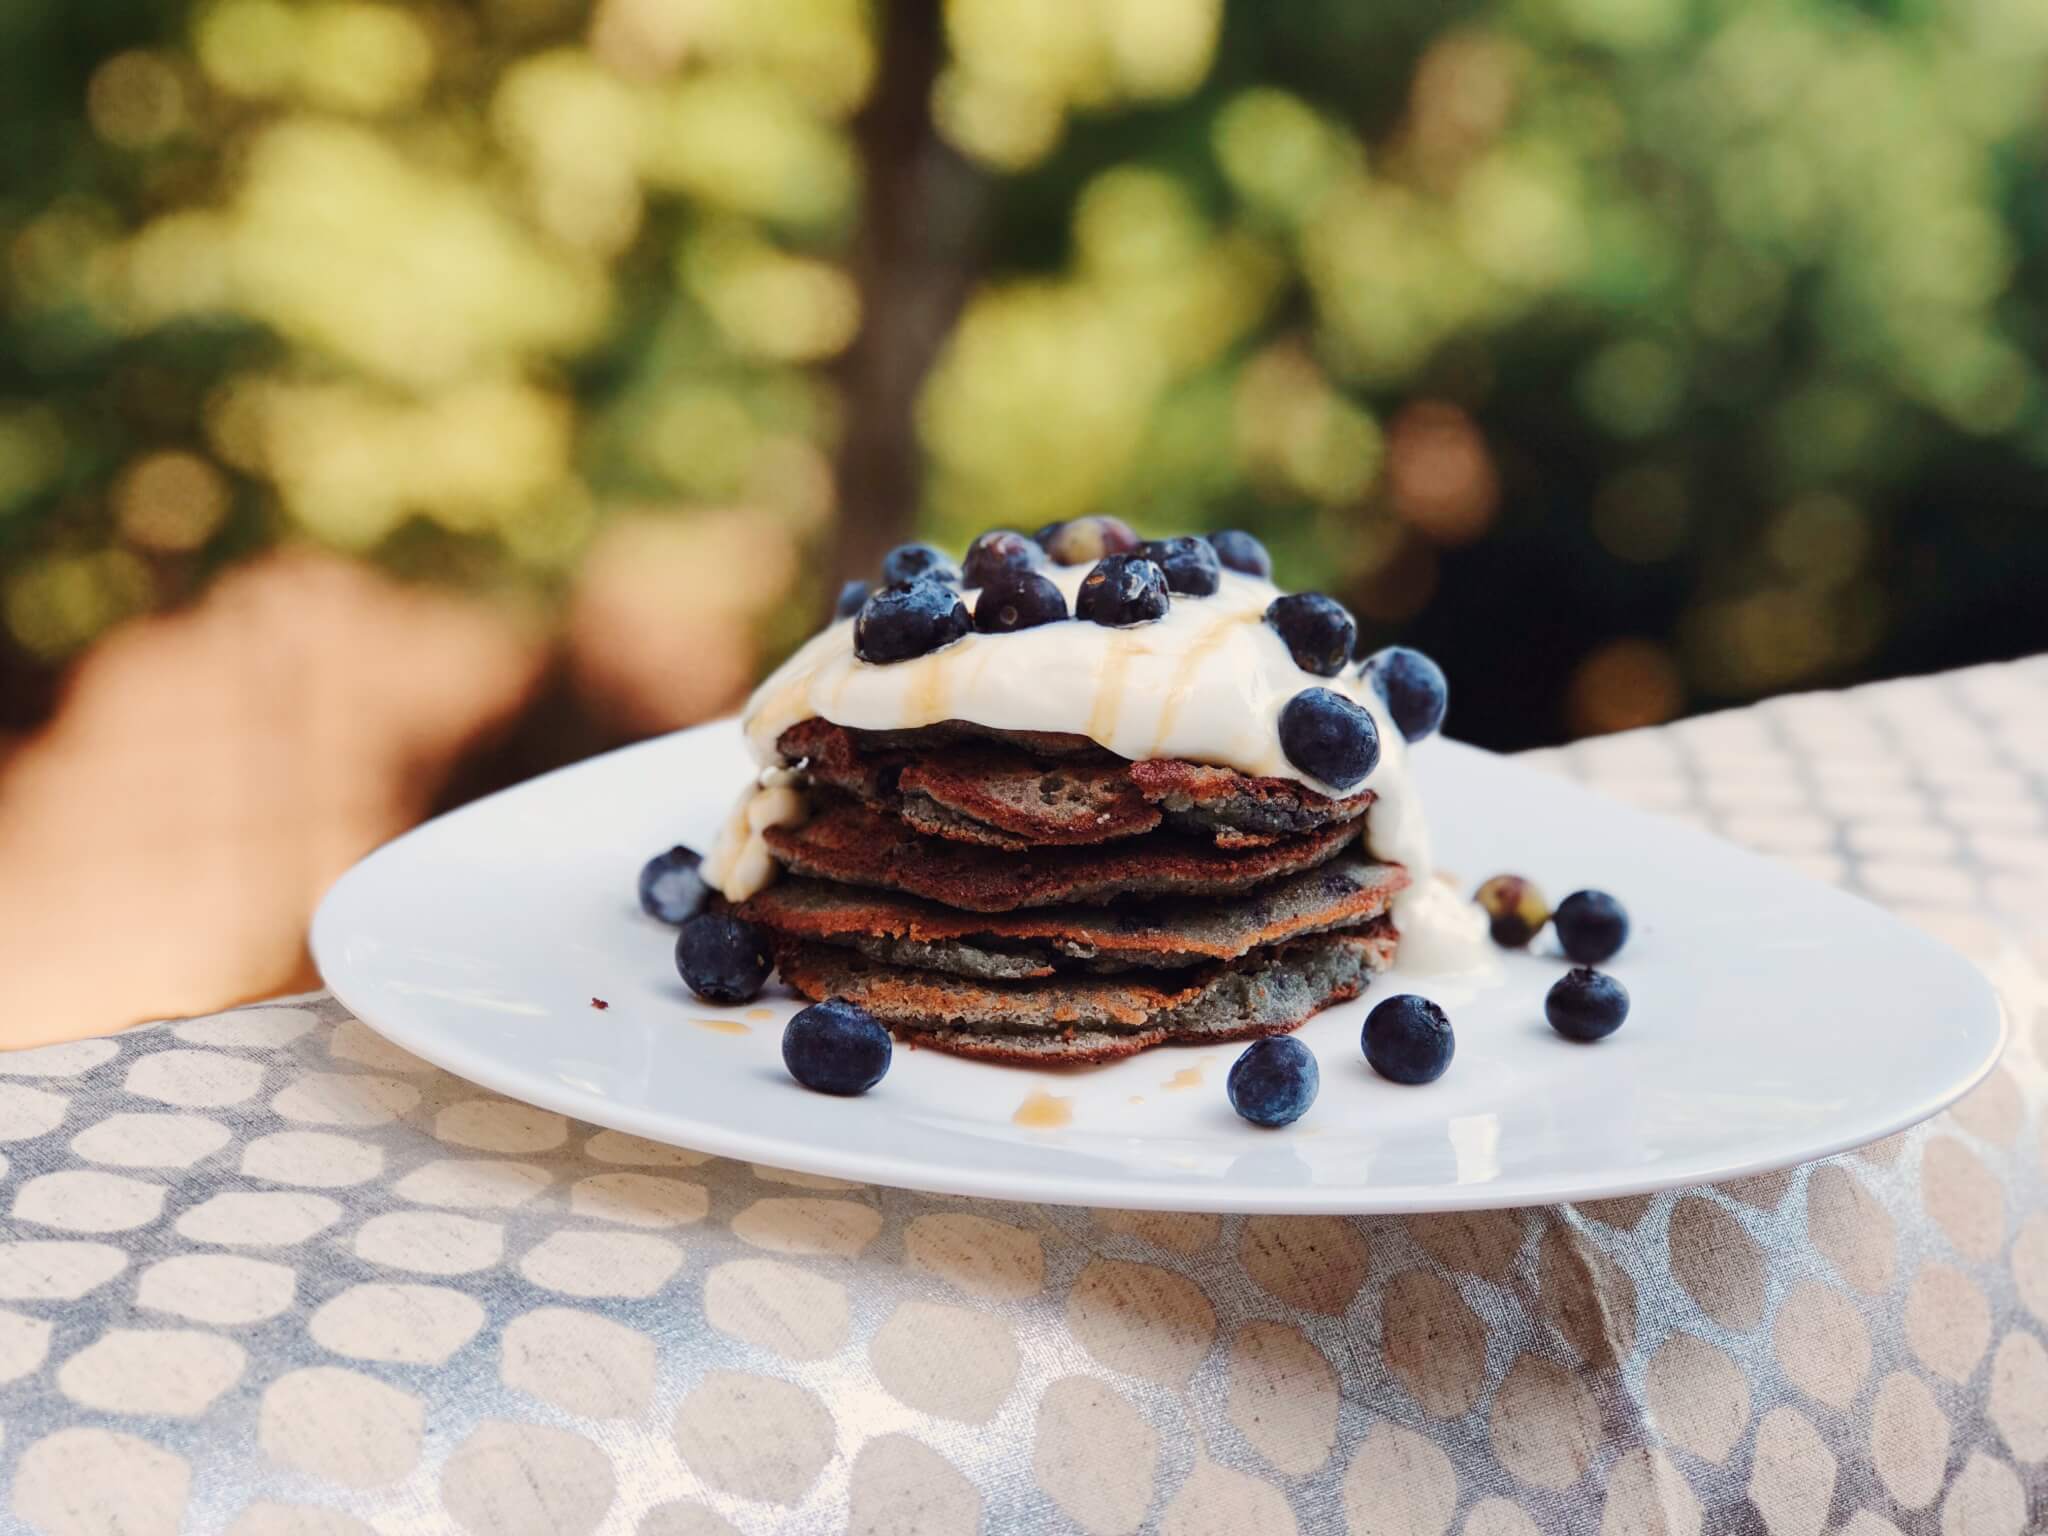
1012,1089 -> 1073,1128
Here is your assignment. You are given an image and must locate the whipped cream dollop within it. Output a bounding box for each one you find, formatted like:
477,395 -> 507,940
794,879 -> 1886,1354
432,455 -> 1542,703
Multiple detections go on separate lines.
702,563 -> 1487,971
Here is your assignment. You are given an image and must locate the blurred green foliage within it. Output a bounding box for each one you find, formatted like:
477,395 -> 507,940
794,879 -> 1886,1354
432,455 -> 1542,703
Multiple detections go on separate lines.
3,0 -> 2045,747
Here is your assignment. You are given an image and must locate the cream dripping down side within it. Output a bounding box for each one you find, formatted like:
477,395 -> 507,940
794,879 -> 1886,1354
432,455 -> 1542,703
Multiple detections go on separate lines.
702,564 -> 1488,971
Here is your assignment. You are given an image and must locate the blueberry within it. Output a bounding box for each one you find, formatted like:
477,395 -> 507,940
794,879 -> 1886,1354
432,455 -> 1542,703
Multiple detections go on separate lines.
974,570 -> 1068,632
961,529 -> 1045,589
1475,875 -> 1549,949
638,845 -> 708,924
1042,515 -> 1140,566
1076,554 -> 1170,627
1363,993 -> 1454,1084
833,579 -> 870,619
1031,520 -> 1065,547
1546,967 -> 1630,1042
1207,529 -> 1272,579
1137,536 -> 1221,596
1359,645 -> 1448,743
782,997 -> 892,1095
854,582 -> 972,663
1554,890 -> 1629,964
880,542 -> 959,589
1265,592 -> 1357,676
1277,687 -> 1380,790
675,913 -> 772,1005
1226,1035 -> 1319,1127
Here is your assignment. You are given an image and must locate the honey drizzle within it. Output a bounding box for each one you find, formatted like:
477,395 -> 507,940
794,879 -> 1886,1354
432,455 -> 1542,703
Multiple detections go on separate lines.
1148,612 -> 1242,757
691,1017 -> 750,1036
1087,640 -> 1135,746
904,655 -> 949,727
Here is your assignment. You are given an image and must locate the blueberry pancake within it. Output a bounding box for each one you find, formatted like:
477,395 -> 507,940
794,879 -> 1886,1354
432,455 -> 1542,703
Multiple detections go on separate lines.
736,854 -> 1409,979
697,524 -> 1483,1062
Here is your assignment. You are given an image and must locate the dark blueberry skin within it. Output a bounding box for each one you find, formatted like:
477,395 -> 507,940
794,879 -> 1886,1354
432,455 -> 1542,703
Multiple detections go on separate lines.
961,529 -> 1045,589
974,570 -> 1068,633
1363,994 -> 1455,1085
1076,554 -> 1170,627
1226,1035 -> 1319,1127
1207,528 -> 1273,579
880,542 -> 960,589
833,579 -> 871,619
1278,687 -> 1380,790
1554,890 -> 1629,964
1546,967 -> 1630,1041
1136,536 -> 1221,596
638,845 -> 709,925
1359,645 -> 1448,743
782,997 -> 892,1095
1265,592 -> 1357,676
854,581 -> 972,663
675,913 -> 772,1006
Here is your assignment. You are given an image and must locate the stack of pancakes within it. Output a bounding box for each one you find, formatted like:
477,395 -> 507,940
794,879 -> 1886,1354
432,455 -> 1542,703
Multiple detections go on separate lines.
735,718 -> 1409,1063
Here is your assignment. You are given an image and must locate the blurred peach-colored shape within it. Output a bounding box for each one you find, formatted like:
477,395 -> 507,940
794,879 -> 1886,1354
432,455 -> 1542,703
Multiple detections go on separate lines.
566,507 -> 796,735
0,553 -> 545,1049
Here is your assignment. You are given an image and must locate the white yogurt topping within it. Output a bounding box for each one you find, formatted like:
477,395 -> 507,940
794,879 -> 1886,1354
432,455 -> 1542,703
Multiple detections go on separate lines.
703,562 -> 1487,971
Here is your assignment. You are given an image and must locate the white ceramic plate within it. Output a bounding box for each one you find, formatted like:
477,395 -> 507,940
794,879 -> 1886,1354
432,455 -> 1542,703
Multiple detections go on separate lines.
312,721 -> 2005,1214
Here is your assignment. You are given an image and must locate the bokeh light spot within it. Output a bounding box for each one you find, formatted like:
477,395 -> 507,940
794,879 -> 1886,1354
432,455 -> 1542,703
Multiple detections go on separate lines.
5,552 -> 153,659
116,453 -> 231,554
1214,89 -> 1348,221
1591,466 -> 1690,564
1578,339 -> 1684,439
1567,638 -> 1683,736
1387,402 -> 1497,545
88,52 -> 188,150
1768,494 -> 1868,587
0,407 -> 69,513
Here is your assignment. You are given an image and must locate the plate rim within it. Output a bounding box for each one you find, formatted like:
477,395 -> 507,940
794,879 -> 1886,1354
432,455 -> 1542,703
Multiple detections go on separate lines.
311,722 -> 2010,1215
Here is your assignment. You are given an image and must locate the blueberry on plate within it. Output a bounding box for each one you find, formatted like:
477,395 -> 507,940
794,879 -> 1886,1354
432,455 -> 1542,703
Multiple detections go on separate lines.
880,542 -> 960,589
1226,1035 -> 1319,1127
1042,515 -> 1140,566
1546,967 -> 1630,1041
1554,889 -> 1629,964
961,529 -> 1045,588
1265,593 -> 1357,676
1475,875 -> 1549,948
1363,994 -> 1454,1084
1076,554 -> 1170,627
834,579 -> 871,619
1207,528 -> 1272,579
1277,687 -> 1380,790
974,569 -> 1068,632
1359,645 -> 1448,743
675,913 -> 772,1005
854,582 -> 973,663
782,997 -> 892,1095
638,845 -> 708,924
1137,536 -> 1221,596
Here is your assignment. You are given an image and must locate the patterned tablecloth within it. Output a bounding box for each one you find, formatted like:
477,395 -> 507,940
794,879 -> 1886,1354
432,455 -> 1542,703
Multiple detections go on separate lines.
2,660 -> 2045,1536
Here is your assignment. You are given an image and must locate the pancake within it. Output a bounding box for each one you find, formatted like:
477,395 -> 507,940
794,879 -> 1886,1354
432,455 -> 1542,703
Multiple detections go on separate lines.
775,924 -> 1398,1065
776,719 -> 1370,850
737,854 -> 1409,979
764,798 -> 1366,913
